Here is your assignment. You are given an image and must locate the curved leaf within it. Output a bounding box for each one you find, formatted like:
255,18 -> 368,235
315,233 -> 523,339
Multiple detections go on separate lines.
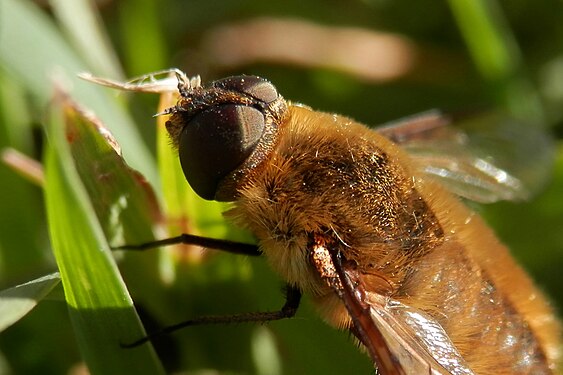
0,273 -> 61,332
45,92 -> 164,375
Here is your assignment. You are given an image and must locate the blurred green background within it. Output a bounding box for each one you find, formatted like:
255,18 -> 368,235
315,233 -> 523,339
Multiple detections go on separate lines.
1,0 -> 563,374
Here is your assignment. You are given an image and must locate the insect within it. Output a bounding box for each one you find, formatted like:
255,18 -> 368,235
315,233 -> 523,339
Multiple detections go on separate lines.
82,70 -> 561,374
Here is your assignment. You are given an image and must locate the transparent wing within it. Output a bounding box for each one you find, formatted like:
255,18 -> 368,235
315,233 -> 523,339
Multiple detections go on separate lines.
366,295 -> 475,375
376,110 -> 554,203
327,247 -> 475,375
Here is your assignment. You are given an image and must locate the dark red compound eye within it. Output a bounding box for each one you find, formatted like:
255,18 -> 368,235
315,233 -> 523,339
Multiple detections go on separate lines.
174,75 -> 281,200
178,104 -> 265,200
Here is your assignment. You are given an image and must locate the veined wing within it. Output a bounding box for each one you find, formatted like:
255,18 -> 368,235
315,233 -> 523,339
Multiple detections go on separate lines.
309,234 -> 475,375
365,294 -> 475,375
376,110 -> 554,203
336,259 -> 475,375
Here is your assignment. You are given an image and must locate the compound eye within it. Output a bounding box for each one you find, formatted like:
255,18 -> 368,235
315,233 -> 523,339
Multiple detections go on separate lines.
213,75 -> 279,103
178,104 -> 265,200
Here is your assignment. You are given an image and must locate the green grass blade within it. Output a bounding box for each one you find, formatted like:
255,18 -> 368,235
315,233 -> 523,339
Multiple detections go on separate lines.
0,0 -> 158,186
447,0 -> 543,119
117,0 -> 169,74
50,0 -> 124,79
447,0 -> 520,81
0,273 -> 61,332
45,93 -> 164,375
64,102 -> 161,247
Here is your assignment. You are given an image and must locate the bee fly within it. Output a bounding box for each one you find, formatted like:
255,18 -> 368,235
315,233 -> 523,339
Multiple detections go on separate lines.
82,70 -> 561,374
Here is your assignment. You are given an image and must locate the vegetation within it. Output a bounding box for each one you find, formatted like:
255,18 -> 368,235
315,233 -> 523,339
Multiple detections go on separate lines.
0,0 -> 562,374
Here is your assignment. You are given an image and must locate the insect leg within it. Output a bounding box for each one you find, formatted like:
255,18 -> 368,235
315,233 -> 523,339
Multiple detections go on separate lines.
122,284 -> 302,348
330,253 -> 404,375
112,233 -> 262,256
308,233 -> 405,375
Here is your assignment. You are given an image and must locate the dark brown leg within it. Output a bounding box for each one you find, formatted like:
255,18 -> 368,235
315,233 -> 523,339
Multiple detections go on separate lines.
113,233 -> 261,256
122,285 -> 302,348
